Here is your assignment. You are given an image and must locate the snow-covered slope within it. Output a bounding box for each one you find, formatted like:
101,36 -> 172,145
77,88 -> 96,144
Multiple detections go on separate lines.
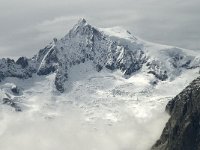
0,18 -> 200,150
0,60 -> 199,150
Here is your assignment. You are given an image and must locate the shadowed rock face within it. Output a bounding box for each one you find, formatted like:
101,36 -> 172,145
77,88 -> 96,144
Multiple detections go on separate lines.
152,77 -> 200,150
16,57 -> 29,68
11,86 -> 20,94
0,58 -> 36,82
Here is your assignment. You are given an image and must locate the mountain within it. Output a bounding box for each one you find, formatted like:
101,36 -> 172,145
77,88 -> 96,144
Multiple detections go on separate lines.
0,18 -> 200,150
0,18 -> 200,93
152,77 -> 200,150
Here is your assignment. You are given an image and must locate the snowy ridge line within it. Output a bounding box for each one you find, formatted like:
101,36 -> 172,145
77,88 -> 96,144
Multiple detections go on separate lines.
0,18 -> 199,93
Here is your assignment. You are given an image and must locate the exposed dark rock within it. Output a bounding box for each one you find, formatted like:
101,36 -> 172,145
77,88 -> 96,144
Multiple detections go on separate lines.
6,58 -> 15,64
148,70 -> 168,81
37,47 -> 59,75
150,79 -> 159,85
16,57 -> 29,68
124,62 -> 141,76
53,38 -> 58,43
114,49 -> 146,76
105,64 -> 116,70
11,86 -> 20,94
152,77 -> 200,150
2,98 -> 21,112
37,47 -> 51,63
96,64 -> 103,72
37,65 -> 57,75
0,58 -> 35,81
54,67 -> 68,93
0,71 -> 5,82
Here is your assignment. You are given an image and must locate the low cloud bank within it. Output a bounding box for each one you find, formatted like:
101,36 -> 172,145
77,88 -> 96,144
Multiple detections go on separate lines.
0,103 -> 169,150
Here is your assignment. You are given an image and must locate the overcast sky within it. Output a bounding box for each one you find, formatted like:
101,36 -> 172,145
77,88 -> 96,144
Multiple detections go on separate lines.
0,0 -> 200,58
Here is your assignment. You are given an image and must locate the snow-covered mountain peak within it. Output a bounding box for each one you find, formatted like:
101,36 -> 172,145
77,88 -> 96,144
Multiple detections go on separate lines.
1,19 -> 200,150
0,19 -> 200,93
67,18 -> 95,38
72,18 -> 88,29
77,18 -> 87,25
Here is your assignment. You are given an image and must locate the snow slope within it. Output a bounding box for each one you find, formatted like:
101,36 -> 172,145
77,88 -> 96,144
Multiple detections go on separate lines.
0,62 -> 199,150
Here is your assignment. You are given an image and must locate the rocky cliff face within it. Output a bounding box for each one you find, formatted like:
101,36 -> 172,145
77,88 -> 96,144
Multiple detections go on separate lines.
0,18 -> 200,93
152,77 -> 200,150
0,57 -> 36,82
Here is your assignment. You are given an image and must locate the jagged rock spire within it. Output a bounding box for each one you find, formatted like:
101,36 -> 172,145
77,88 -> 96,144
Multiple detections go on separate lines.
77,18 -> 87,25
68,18 -> 92,37
74,18 -> 88,29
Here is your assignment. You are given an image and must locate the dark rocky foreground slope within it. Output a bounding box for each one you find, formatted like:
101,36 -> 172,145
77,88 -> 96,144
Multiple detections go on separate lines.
152,77 -> 200,150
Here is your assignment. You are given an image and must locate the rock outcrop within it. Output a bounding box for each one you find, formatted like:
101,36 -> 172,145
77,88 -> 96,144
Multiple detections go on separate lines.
152,77 -> 200,150
2,97 -> 21,112
0,58 -> 36,82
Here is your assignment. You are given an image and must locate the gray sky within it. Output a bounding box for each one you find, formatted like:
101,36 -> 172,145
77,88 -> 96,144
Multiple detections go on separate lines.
0,0 -> 200,58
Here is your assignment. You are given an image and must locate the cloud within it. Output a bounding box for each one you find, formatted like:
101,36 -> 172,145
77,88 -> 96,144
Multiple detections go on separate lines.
0,95 -> 169,150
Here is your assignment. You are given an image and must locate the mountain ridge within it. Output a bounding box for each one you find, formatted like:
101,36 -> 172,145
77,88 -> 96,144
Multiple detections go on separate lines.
0,18 -> 200,93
